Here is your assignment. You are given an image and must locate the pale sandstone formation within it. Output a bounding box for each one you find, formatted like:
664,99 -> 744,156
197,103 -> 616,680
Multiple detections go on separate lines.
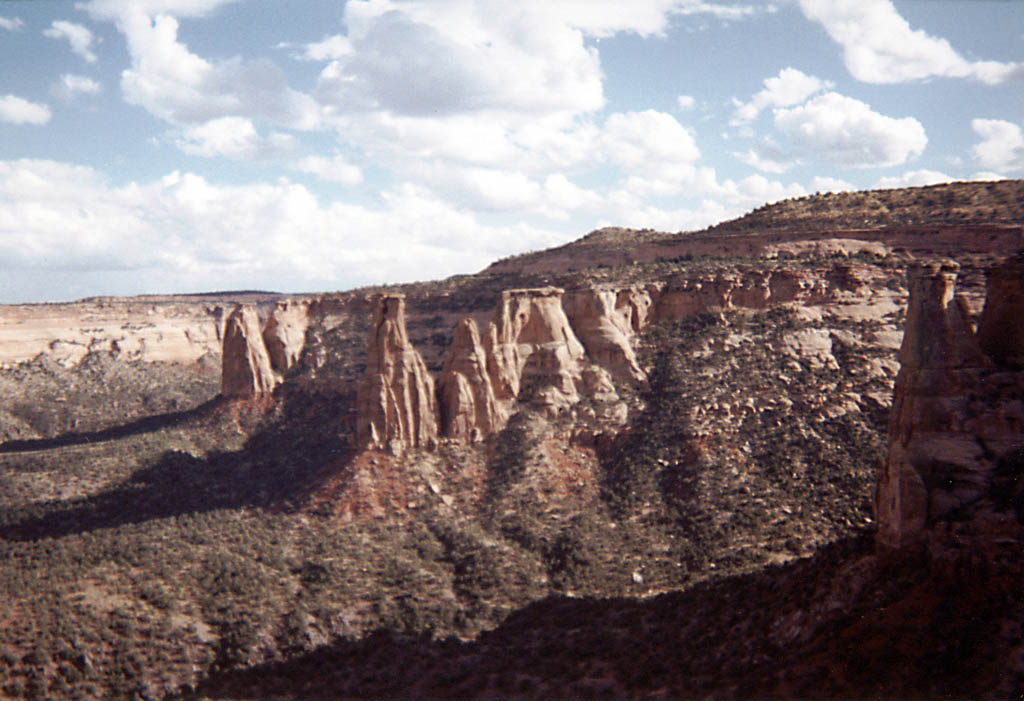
484,287 -> 587,417
652,269 -> 830,322
563,287 -> 645,382
357,294 -> 438,454
876,260 -> 1024,553
221,305 -> 279,399
437,318 -> 501,442
262,300 -> 310,373
0,302 -> 224,368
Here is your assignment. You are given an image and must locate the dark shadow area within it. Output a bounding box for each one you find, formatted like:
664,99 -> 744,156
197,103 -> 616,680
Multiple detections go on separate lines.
0,400 -> 221,454
0,387 -> 356,541
178,531 -> 1022,700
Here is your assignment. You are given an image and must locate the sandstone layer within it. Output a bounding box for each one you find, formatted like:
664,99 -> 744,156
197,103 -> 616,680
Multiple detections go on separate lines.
437,318 -> 501,442
262,300 -> 310,374
356,294 -> 439,454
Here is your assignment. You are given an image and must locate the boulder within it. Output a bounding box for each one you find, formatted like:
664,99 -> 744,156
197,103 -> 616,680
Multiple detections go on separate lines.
356,294 -> 438,454
221,305 -> 279,399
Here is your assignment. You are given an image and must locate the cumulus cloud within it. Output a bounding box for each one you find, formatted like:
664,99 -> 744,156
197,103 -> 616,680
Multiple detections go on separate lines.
291,154 -> 364,185
0,159 -> 567,300
733,142 -> 795,174
677,95 -> 696,110
731,67 -> 828,124
176,116 -> 295,159
51,74 -> 103,101
0,95 -> 52,125
875,169 -> 952,189
809,176 -> 854,193
774,92 -> 926,168
971,119 -> 1024,173
43,20 -> 98,63
799,0 -> 1024,85
81,2 -> 320,130
0,16 -> 24,32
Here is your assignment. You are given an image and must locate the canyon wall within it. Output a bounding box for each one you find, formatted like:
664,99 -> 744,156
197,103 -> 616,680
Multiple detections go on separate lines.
876,254 -> 1024,554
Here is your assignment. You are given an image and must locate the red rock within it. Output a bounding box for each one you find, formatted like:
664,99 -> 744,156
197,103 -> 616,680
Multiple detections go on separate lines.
221,305 -> 279,399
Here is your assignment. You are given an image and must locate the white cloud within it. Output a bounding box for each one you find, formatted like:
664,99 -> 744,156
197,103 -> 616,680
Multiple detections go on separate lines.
291,154 -> 364,185
601,109 -> 700,169
81,3 -> 320,130
677,95 -> 696,110
774,92 -> 926,168
0,95 -> 52,125
43,20 -> 98,63
799,0 -> 1024,85
0,159 -> 569,299
875,169 -> 952,189
176,116 -> 295,159
731,67 -> 828,124
0,16 -> 24,32
733,145 -> 795,174
809,176 -> 854,193
51,74 -> 103,101
971,119 -> 1024,173
299,35 -> 354,61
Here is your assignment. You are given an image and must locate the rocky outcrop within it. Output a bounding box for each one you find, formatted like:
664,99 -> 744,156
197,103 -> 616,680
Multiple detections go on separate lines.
262,300 -> 309,374
221,305 -> 279,399
484,288 -> 587,417
977,251 -> 1024,369
652,269 -> 830,322
876,260 -> 1024,553
437,318 -> 502,442
564,287 -> 645,382
357,294 -> 438,454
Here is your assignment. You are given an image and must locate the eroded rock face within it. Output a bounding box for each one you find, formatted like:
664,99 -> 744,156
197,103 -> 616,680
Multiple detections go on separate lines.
876,260 -> 1024,553
438,318 -> 502,442
564,287 -> 645,382
357,294 -> 438,454
262,300 -> 309,374
652,269 -> 831,322
221,305 -> 279,399
484,288 -> 586,417
977,251 -> 1024,369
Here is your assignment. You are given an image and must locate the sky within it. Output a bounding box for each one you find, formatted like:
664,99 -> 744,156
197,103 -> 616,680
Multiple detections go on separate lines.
0,0 -> 1022,303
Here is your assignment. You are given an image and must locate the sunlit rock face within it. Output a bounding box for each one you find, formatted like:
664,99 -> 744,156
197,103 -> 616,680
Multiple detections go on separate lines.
564,286 -> 645,383
483,287 -> 587,418
876,259 -> 1024,554
356,294 -> 438,455
221,305 -> 279,399
437,318 -> 501,442
262,300 -> 310,374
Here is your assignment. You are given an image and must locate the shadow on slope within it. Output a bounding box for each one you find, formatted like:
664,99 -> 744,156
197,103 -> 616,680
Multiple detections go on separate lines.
0,387 -> 356,541
183,531 -> 1023,699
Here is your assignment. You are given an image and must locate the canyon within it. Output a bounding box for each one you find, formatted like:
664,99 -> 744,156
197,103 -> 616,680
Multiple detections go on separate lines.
0,180 -> 1021,698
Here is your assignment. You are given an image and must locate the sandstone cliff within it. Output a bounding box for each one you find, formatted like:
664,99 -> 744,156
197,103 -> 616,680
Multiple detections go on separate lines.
437,318 -> 501,442
221,305 -> 280,399
563,286 -> 646,382
356,294 -> 438,454
262,300 -> 310,374
876,259 -> 1024,553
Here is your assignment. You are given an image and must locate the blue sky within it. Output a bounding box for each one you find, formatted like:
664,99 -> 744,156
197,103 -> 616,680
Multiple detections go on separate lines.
0,0 -> 1022,302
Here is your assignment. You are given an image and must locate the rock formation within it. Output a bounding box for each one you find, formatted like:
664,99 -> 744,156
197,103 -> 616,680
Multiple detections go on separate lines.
262,300 -> 309,374
564,287 -> 645,382
221,305 -> 279,399
876,259 -> 1024,553
484,287 -> 587,417
977,251 -> 1024,369
356,294 -> 438,454
437,318 -> 502,442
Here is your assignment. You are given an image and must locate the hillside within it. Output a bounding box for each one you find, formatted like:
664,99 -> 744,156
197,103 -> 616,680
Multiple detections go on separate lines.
0,181 -> 1021,698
